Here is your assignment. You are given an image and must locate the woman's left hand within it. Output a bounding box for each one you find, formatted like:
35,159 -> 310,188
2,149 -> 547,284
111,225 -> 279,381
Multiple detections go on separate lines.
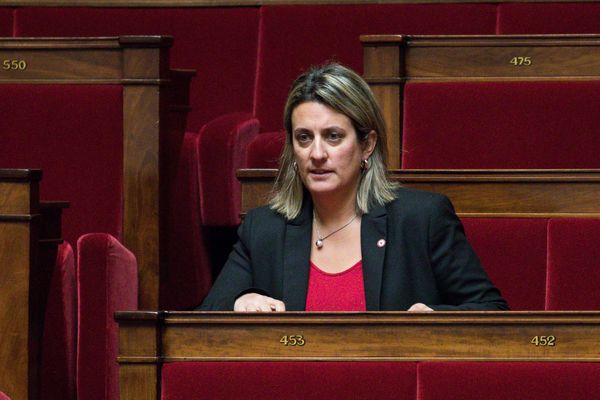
407,303 -> 433,312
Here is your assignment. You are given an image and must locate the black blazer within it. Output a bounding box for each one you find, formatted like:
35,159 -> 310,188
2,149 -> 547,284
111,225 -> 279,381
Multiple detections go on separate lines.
199,188 -> 508,311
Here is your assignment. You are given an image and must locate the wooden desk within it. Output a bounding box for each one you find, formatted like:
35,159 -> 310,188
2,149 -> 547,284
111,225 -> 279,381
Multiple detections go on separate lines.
0,169 -> 66,400
117,311 -> 600,400
0,36 -> 194,309
238,169 -> 600,218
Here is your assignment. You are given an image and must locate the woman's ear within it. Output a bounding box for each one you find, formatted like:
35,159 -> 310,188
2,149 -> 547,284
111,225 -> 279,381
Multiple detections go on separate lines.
362,130 -> 377,159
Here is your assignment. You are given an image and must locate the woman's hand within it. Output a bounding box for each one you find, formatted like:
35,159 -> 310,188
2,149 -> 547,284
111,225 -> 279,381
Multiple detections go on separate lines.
407,303 -> 434,312
234,293 -> 286,312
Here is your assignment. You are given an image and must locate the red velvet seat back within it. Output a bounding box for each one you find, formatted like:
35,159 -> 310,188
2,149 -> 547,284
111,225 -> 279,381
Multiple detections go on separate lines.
196,113 -> 260,226
41,241 -> 77,400
162,362 -> 417,400
498,3 -> 600,34
246,131 -> 285,169
255,4 -> 497,132
76,234 -> 137,400
546,218 -> 600,310
403,81 -> 600,169
0,85 -> 123,247
418,362 -> 600,399
14,7 -> 259,131
0,8 -> 12,35
462,218 -> 547,310
161,131 -> 213,310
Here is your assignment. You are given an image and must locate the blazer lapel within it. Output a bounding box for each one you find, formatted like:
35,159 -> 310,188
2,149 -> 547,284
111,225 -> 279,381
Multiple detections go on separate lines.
361,203 -> 388,310
282,198 -> 312,311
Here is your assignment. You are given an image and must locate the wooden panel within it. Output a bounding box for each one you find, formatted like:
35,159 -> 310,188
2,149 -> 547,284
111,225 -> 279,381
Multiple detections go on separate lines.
362,35 -> 600,80
155,312 -> 600,361
237,169 -> 600,217
0,222 -> 32,400
0,170 -> 43,400
0,49 -> 122,82
118,314 -> 160,400
362,41 -> 403,169
123,85 -> 161,310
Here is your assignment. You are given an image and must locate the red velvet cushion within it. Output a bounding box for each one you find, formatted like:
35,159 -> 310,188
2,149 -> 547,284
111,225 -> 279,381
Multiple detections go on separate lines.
14,7 -> 259,131
255,4 -> 497,131
0,85 -> 123,247
161,131 -> 213,310
246,131 -> 286,168
546,218 -> 600,310
0,8 -> 13,36
418,362 -> 600,399
41,242 -> 77,400
403,81 -> 600,168
462,218 -> 547,310
196,113 -> 260,226
76,234 -> 137,400
162,362 -> 417,400
0,391 -> 10,400
498,3 -> 600,34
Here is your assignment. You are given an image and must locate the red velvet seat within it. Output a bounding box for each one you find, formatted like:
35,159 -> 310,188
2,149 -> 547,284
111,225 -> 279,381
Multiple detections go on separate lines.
162,362 -> 417,400
246,131 -> 285,169
402,81 -> 600,169
0,85 -> 123,248
498,3 -> 600,34
41,241 -> 77,400
418,362 -> 600,399
195,113 -> 260,227
76,233 -> 137,400
461,218 -> 548,310
255,4 -> 496,132
546,218 -> 600,310
0,8 -> 12,36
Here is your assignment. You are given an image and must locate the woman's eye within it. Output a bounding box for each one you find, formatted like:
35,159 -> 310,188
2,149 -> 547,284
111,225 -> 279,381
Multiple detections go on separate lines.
296,133 -> 311,143
328,131 -> 342,141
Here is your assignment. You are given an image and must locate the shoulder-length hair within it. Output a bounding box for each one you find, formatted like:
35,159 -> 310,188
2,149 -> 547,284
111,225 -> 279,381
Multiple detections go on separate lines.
269,63 -> 397,219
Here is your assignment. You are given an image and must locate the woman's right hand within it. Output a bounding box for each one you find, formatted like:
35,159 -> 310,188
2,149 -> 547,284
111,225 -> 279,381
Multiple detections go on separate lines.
234,293 -> 286,312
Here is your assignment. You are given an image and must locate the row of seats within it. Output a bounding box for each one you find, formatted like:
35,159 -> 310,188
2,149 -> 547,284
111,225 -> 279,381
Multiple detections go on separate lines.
463,218 -> 600,311
3,3 -> 600,309
41,234 -> 137,400
161,361 -> 600,400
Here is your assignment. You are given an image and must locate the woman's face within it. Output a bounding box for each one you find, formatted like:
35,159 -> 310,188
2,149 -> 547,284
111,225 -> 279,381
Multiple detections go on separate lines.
291,101 -> 376,199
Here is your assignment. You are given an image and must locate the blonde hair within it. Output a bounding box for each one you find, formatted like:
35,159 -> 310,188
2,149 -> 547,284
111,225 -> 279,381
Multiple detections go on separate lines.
270,63 -> 397,219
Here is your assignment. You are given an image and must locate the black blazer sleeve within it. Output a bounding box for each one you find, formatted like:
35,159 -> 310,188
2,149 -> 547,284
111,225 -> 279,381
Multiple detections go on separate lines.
196,210 -> 266,310
426,195 -> 509,311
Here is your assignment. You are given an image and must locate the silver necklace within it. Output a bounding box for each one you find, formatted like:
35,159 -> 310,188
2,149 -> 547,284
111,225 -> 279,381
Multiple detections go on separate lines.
313,211 -> 358,249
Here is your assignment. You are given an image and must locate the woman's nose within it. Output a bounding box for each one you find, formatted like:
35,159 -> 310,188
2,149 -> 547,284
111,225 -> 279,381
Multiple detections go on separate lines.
310,138 -> 327,160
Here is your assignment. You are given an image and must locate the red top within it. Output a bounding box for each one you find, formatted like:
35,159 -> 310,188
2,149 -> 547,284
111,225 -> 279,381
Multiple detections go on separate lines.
305,260 -> 366,311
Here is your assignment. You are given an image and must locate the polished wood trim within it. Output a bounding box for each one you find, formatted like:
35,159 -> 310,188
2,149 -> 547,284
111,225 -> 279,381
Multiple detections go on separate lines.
0,169 -> 42,181
237,169 -> 600,217
0,0 -> 596,6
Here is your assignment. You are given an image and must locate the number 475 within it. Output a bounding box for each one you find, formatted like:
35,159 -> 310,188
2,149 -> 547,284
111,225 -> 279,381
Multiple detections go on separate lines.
510,56 -> 532,66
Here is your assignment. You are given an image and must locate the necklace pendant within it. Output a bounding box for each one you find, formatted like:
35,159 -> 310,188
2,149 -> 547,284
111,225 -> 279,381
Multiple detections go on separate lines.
315,239 -> 324,248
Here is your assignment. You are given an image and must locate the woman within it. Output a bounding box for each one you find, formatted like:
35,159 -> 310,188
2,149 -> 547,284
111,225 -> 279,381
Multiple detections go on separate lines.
199,63 -> 508,312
